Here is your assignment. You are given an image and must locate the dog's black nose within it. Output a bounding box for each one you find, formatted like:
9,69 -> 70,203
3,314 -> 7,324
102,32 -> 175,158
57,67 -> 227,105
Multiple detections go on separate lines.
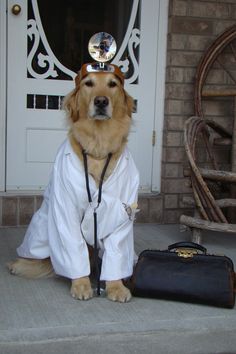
94,96 -> 109,108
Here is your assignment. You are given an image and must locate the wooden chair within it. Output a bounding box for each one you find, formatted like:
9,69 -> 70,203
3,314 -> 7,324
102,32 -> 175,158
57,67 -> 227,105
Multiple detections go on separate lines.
180,116 -> 236,243
180,25 -> 236,243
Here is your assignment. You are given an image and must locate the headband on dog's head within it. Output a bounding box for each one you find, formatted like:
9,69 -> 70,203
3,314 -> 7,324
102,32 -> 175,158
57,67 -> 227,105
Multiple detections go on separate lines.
75,32 -> 124,87
76,62 -> 124,86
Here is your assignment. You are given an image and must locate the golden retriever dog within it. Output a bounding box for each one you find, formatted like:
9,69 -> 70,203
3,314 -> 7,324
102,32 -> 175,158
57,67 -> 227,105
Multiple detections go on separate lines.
8,64 -> 139,303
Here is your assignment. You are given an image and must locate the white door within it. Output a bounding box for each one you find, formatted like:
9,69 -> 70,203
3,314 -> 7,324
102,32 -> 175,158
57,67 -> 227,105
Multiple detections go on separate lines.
7,0 -> 166,192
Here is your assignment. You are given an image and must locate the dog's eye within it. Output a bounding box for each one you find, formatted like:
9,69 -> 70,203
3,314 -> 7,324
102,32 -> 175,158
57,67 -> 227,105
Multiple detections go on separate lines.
108,81 -> 117,88
85,80 -> 94,87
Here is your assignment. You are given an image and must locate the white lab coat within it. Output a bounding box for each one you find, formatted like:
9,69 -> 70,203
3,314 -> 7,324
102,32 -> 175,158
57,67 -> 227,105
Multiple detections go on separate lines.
17,139 -> 139,281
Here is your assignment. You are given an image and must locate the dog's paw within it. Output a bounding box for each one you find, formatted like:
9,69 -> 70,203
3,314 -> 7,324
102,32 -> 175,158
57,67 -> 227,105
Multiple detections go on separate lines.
71,277 -> 93,301
7,260 -> 21,275
106,280 -> 132,303
7,259 -> 35,276
7,258 -> 54,278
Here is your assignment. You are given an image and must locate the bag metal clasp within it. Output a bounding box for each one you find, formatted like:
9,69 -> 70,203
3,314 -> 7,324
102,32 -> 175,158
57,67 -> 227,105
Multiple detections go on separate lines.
176,248 -> 198,258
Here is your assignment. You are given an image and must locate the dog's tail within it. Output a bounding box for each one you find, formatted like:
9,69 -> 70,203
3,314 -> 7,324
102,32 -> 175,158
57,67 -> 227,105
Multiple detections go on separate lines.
7,258 -> 55,278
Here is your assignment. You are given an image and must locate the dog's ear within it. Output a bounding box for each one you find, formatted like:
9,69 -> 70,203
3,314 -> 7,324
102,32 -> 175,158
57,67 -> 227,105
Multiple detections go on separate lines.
124,90 -> 134,118
75,71 -> 82,87
63,88 -> 80,123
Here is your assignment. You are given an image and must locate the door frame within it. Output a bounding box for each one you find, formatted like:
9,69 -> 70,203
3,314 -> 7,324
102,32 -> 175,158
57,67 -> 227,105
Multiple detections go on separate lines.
0,0 -> 7,192
152,0 -> 168,192
1,0 -> 169,193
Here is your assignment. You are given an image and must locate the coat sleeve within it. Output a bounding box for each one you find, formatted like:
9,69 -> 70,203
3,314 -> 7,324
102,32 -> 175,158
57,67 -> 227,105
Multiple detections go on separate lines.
47,164 -> 90,280
99,161 -> 139,281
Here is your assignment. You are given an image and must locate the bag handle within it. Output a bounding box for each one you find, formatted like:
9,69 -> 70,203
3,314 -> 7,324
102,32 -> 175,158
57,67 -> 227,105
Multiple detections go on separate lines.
168,241 -> 207,254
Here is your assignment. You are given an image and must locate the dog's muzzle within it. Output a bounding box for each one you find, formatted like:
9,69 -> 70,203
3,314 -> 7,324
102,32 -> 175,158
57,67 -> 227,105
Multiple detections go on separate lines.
94,96 -> 109,109
92,96 -> 111,120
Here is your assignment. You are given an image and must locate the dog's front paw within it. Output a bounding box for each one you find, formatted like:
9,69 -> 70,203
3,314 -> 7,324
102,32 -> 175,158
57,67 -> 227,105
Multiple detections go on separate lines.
106,280 -> 131,303
71,277 -> 93,300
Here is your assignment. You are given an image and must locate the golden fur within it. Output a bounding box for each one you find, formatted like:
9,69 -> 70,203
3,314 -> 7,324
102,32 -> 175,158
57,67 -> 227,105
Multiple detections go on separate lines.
8,71 -> 134,303
65,72 -> 133,184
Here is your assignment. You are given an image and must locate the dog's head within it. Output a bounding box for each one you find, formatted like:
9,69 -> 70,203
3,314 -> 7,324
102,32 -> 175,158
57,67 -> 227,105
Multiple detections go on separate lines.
64,64 -> 133,124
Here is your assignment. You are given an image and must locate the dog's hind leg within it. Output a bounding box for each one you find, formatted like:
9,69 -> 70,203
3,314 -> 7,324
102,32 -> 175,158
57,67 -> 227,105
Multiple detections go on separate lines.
7,258 -> 55,278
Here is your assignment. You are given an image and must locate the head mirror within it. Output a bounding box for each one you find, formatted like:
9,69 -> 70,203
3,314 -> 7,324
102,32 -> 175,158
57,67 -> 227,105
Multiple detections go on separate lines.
88,32 -> 117,63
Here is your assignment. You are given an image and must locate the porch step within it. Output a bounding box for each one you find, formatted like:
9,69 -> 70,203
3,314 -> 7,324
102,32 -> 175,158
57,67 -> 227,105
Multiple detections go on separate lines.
1,225 -> 236,354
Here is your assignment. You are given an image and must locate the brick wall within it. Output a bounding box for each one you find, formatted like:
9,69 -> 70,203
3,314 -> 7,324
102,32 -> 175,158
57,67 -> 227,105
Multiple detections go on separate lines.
162,0 -> 236,223
0,194 -> 163,227
0,196 -> 43,227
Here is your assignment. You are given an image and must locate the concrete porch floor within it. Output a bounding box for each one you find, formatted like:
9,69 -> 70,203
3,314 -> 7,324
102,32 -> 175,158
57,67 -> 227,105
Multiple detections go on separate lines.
1,224 -> 236,354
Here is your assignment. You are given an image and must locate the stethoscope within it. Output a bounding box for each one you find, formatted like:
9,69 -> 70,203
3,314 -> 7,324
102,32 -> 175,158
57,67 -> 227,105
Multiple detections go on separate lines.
82,149 -> 112,296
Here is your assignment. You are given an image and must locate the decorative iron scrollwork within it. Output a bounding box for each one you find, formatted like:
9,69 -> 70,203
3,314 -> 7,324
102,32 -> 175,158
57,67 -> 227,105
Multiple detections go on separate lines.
112,0 -> 140,84
27,19 -> 58,79
115,28 -> 140,84
27,0 -> 140,83
27,0 -> 75,80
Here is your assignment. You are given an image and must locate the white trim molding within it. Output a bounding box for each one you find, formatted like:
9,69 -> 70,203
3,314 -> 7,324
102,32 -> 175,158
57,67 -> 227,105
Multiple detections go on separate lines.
0,0 -> 6,191
152,0 -> 169,192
